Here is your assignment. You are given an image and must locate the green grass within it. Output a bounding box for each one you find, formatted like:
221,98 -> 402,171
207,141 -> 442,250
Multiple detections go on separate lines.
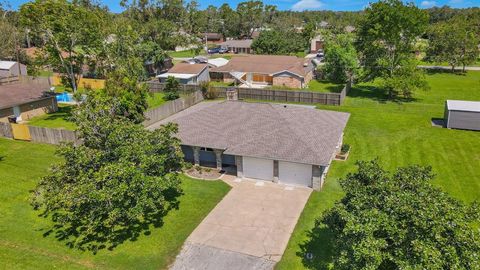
0,138 -> 230,269
307,80 -> 344,93
27,105 -> 77,130
209,81 -> 234,87
277,70 -> 480,269
147,92 -> 166,108
168,50 -> 198,58
26,93 -> 167,130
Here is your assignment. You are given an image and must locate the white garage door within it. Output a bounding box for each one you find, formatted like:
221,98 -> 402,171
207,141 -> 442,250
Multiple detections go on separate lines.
243,156 -> 274,181
279,161 -> 312,187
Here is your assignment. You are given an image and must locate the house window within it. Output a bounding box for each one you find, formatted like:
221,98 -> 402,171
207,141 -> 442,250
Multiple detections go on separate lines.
200,147 -> 214,152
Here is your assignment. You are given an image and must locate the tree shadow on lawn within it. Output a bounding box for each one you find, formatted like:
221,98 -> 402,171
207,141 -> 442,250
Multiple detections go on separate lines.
347,84 -> 418,103
35,106 -> 75,123
39,186 -> 183,254
297,224 -> 336,270
424,68 -> 468,76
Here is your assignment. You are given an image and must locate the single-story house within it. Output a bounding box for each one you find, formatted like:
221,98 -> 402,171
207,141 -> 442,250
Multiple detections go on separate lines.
220,39 -> 253,54
444,100 -> 480,131
157,63 -> 209,85
149,101 -> 349,190
210,55 -> 314,88
0,79 -> 57,122
0,61 -> 27,77
203,32 -> 224,44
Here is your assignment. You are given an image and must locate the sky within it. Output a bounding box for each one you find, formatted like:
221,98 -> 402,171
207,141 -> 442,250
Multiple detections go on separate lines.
6,0 -> 479,13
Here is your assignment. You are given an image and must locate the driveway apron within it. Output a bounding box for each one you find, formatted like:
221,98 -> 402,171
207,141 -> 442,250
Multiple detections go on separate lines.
170,175 -> 312,270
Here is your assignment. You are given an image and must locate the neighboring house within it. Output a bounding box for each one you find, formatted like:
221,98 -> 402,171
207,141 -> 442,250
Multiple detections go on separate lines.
344,25 -> 356,33
210,55 -> 314,88
0,79 -> 57,122
444,100 -> 480,131
150,101 -> 350,190
203,32 -> 224,44
0,61 -> 27,77
220,39 -> 253,54
310,35 -> 324,53
157,63 -> 209,85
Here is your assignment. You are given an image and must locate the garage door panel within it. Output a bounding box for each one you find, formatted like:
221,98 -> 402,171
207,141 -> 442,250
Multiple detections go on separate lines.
243,157 -> 274,181
279,161 -> 312,187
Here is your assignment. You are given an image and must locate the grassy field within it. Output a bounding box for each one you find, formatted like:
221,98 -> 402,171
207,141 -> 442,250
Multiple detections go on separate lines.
27,105 -> 77,130
307,80 -> 344,93
277,70 -> 480,269
147,92 -> 166,108
0,138 -> 230,270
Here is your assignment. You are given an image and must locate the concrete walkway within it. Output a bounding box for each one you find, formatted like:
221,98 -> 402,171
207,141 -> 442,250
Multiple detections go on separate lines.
170,175 -> 312,270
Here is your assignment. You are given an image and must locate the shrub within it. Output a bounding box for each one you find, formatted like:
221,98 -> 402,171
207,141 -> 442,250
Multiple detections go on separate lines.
163,76 -> 180,101
341,144 -> 350,154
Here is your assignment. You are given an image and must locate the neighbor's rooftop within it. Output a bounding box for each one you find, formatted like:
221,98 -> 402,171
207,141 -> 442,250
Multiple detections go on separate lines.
0,60 -> 17,70
210,55 -> 312,77
446,100 -> 480,113
149,101 -> 350,166
0,81 -> 53,110
156,63 -> 207,79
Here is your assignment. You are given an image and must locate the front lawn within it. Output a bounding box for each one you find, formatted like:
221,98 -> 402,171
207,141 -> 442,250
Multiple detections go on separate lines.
277,71 -> 480,269
27,104 -> 77,130
0,138 -> 230,269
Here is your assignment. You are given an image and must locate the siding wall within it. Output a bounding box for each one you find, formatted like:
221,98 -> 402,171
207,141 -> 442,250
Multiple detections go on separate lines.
446,110 -> 480,131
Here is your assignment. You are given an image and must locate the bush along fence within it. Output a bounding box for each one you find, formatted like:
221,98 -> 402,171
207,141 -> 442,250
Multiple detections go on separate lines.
0,91 -> 204,145
147,80 -> 351,106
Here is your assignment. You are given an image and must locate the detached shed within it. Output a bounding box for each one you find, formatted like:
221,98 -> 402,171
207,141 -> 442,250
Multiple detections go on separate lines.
0,61 -> 27,77
444,100 -> 480,131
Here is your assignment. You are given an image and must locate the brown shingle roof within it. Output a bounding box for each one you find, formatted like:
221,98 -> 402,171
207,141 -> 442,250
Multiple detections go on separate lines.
210,55 -> 309,77
220,39 -> 253,48
167,63 -> 207,75
0,81 -> 53,109
148,101 -> 350,166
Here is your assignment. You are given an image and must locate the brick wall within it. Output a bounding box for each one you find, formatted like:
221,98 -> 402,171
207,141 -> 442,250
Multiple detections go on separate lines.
272,76 -> 302,88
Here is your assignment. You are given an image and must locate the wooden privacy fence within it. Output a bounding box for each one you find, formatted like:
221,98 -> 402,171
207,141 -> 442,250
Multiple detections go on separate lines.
28,125 -> 80,145
147,81 -> 199,93
146,80 -> 351,105
143,90 -> 204,126
0,122 -> 79,145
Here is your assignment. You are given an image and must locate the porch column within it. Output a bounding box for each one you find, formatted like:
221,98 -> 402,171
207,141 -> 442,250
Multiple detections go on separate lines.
312,165 -> 324,190
273,160 -> 279,183
192,146 -> 200,166
214,149 -> 223,170
235,156 -> 243,178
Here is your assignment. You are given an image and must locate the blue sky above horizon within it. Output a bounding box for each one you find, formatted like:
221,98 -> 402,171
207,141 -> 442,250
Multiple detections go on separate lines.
6,0 -> 479,13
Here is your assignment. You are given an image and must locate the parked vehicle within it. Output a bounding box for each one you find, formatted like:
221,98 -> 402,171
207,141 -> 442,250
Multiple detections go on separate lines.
316,50 -> 324,58
208,47 -> 221,54
219,47 -> 229,54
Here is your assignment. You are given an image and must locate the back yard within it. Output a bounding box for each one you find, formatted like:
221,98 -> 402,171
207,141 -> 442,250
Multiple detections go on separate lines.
0,138 -> 230,269
27,92 -> 166,130
277,70 -> 480,269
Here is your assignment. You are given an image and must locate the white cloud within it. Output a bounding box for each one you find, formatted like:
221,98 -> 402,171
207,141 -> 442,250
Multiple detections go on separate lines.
420,1 -> 437,7
291,0 -> 324,11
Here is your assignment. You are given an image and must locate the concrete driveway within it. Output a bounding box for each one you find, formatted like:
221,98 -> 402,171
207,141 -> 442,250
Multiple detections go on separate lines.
171,175 -> 311,270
